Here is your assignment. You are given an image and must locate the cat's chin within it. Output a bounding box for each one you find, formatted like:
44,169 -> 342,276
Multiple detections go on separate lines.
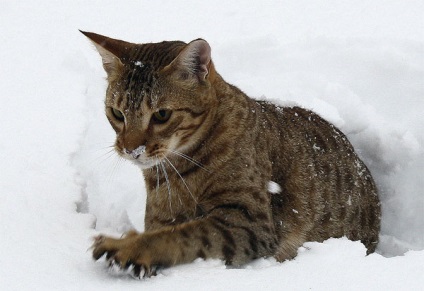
130,159 -> 158,170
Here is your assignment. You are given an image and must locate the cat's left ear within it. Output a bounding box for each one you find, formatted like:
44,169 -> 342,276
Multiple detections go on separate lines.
169,39 -> 211,82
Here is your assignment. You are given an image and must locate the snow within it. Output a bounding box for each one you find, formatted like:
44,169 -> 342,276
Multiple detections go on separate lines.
0,0 -> 423,290
267,181 -> 282,194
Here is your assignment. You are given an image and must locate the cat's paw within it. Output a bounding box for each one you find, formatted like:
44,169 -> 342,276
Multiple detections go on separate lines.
91,233 -> 158,278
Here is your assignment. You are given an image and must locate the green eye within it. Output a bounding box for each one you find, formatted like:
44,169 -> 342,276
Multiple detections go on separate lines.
152,110 -> 172,123
112,108 -> 125,121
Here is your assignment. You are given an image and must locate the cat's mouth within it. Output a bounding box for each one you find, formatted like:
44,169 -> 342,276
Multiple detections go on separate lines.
121,146 -> 160,170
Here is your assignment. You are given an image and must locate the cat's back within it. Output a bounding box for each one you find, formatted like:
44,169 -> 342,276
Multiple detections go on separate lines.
252,101 -> 380,257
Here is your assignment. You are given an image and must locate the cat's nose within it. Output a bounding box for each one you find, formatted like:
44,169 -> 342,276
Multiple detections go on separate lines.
124,145 -> 146,159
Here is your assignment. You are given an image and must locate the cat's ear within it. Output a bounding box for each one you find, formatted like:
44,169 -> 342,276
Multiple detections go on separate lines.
80,30 -> 127,80
169,39 -> 211,82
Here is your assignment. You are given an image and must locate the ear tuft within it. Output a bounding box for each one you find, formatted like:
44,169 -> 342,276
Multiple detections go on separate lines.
80,30 -> 127,80
173,39 -> 211,81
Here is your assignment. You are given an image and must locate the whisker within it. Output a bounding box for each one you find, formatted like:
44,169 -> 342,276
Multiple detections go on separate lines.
93,144 -> 115,151
163,157 -> 183,206
85,147 -> 116,166
168,149 -> 210,173
107,155 -> 124,186
98,148 -> 116,159
85,143 -> 115,151
164,156 -> 197,206
159,161 -> 173,217
95,154 -> 123,196
155,156 -> 160,196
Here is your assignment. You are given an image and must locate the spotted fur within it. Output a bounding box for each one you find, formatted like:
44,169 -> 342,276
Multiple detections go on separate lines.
82,31 -> 381,277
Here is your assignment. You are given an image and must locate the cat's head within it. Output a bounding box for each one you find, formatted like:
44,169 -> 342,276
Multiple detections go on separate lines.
81,31 -> 218,169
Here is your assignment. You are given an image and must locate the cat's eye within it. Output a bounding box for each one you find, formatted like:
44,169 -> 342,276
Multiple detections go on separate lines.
152,110 -> 172,123
112,108 -> 125,122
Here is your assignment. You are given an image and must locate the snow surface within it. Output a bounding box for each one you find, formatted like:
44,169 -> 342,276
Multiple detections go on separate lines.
1,0 -> 423,290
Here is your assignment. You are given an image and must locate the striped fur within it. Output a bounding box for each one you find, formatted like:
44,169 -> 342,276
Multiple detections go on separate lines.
82,31 -> 381,277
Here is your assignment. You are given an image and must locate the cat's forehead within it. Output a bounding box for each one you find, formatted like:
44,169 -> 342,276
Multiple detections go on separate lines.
118,41 -> 186,110
125,41 -> 186,70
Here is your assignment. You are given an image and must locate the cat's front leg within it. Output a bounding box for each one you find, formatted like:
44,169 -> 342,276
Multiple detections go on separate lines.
92,208 -> 275,278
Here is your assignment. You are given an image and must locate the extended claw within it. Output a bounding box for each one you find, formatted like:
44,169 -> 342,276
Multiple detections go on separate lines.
132,264 -> 143,279
125,263 -> 157,279
143,265 -> 160,278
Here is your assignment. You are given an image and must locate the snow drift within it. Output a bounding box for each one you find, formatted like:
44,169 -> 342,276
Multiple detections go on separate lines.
0,0 -> 423,290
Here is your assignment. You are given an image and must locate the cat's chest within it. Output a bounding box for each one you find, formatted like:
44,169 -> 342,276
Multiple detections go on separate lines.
143,171 -> 200,230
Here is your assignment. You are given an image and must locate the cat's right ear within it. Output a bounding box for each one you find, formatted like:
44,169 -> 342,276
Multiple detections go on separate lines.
80,30 -> 126,80
166,39 -> 212,83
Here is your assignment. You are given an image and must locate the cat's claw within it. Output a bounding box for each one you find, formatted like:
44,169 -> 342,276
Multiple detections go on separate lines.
107,258 -> 157,279
131,264 -> 143,279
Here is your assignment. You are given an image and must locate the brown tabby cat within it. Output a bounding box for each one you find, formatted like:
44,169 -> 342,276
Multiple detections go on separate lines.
81,31 -> 381,277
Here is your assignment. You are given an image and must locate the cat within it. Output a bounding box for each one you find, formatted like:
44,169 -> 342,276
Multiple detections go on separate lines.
81,31 -> 381,278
